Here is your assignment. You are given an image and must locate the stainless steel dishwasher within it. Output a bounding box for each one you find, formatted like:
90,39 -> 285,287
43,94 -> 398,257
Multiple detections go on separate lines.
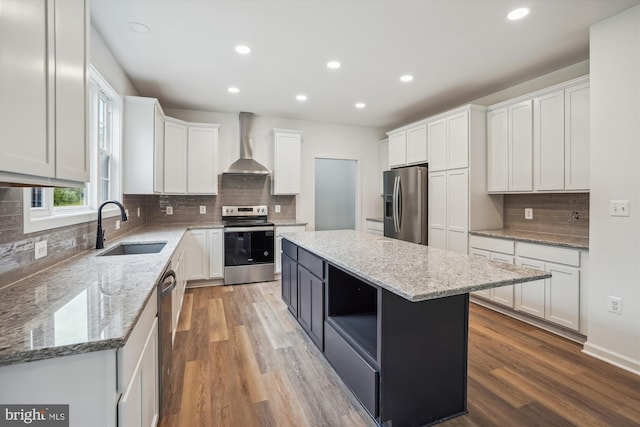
158,264 -> 176,418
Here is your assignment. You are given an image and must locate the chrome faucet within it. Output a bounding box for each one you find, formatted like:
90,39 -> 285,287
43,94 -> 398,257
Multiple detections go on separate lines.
96,200 -> 128,249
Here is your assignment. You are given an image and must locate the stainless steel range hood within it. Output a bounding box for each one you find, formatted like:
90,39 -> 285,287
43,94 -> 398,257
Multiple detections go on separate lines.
223,112 -> 270,175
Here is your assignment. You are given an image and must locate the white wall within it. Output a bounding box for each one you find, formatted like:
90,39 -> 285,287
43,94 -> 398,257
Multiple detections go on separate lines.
90,25 -> 138,97
585,5 -> 640,374
165,108 -> 384,230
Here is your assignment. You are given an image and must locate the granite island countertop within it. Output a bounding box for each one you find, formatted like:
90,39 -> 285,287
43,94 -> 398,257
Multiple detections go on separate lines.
0,225 -> 190,367
282,230 -> 550,302
470,229 -> 589,250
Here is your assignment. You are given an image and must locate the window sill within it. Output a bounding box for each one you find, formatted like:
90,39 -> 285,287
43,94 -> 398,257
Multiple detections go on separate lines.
23,190 -> 121,234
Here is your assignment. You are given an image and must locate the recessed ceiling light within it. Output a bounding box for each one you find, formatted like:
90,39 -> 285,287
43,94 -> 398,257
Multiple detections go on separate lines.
327,61 -> 341,70
507,7 -> 529,21
228,87 -> 240,94
400,74 -> 414,83
355,102 -> 366,109
296,94 -> 308,101
235,45 -> 251,54
128,22 -> 151,33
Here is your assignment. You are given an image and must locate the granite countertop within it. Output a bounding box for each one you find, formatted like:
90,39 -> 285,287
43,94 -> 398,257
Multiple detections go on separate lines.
271,219 -> 308,226
0,225 -> 189,367
283,230 -> 550,302
366,217 -> 383,223
470,229 -> 589,250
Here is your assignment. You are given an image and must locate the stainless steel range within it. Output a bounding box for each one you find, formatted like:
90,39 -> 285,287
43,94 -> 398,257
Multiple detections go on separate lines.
222,205 -> 275,285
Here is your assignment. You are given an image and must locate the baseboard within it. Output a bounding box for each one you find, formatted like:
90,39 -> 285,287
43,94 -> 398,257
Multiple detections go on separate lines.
469,296 -> 586,344
186,279 -> 224,288
582,342 -> 640,376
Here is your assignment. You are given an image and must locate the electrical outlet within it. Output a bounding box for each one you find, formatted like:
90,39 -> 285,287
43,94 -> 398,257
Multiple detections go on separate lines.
610,200 -> 630,217
275,205 -> 281,213
35,241 -> 47,259
525,208 -> 533,220
608,296 -> 623,314
137,207 -> 141,217
200,205 -> 206,214
116,220 -> 121,230
166,206 -> 173,215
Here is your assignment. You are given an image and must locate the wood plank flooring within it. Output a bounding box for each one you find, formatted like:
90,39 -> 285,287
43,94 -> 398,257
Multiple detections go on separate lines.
160,282 -> 640,427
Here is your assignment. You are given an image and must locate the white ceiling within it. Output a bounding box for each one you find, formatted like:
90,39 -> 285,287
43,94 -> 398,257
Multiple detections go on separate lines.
91,0 -> 639,129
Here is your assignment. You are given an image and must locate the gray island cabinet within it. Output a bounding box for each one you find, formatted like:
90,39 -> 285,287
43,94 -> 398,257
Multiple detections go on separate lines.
280,230 -> 549,427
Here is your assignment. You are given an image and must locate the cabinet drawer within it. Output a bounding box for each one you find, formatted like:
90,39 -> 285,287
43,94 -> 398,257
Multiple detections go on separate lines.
282,239 -> 297,260
469,235 -> 515,255
324,323 -> 379,417
516,242 -> 580,266
298,248 -> 324,279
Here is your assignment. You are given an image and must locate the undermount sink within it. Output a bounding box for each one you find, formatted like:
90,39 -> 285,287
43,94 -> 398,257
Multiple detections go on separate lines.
99,241 -> 167,256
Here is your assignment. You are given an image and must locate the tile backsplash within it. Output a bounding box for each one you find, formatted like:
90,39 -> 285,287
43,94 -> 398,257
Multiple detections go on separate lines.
144,174 -> 295,224
0,175 -> 295,289
0,190 -> 146,289
503,193 -> 589,237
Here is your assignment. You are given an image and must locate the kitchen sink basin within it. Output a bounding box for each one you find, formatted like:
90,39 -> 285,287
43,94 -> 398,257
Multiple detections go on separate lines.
99,241 -> 167,256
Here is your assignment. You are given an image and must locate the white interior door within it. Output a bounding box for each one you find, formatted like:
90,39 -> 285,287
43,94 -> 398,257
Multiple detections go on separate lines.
315,158 -> 357,231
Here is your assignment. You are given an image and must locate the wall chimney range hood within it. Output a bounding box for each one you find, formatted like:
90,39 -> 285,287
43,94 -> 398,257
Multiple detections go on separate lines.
223,112 -> 270,175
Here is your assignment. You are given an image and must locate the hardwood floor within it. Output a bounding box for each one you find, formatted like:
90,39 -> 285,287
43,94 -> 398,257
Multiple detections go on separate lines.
160,282 -> 640,427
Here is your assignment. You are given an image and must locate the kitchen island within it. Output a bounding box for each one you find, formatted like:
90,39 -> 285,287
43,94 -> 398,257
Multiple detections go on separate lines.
280,230 -> 550,427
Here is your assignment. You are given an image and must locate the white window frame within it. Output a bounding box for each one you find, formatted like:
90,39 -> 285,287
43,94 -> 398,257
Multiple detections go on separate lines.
23,65 -> 124,234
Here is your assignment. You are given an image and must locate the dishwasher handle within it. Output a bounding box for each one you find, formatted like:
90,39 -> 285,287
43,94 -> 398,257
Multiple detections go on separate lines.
160,270 -> 177,297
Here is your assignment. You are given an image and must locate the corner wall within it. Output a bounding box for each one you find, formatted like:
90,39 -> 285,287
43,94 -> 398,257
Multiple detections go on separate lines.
585,5 -> 640,374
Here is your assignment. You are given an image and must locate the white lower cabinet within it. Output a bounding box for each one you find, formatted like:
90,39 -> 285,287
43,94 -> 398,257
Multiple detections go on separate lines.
186,229 -> 209,281
208,229 -> 224,279
118,319 -> 159,427
514,257 -> 546,319
275,225 -> 306,274
185,228 -> 224,281
472,235 -> 584,333
469,241 -> 514,307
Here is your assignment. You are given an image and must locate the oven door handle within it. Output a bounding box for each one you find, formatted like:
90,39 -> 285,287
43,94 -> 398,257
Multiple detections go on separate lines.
224,226 -> 274,233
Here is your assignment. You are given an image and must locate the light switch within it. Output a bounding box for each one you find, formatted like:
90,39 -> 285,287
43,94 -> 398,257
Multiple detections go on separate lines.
610,200 -> 630,217
275,205 -> 281,213
35,241 -> 47,259
116,220 -> 121,230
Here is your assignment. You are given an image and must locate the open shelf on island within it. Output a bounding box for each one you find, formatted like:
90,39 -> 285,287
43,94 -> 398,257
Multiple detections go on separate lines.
327,265 -> 379,361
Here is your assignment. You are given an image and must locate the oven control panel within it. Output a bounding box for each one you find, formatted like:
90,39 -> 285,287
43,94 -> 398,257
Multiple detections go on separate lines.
222,205 -> 268,217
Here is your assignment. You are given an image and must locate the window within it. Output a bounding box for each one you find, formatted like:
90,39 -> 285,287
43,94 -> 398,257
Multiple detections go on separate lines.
23,66 -> 123,233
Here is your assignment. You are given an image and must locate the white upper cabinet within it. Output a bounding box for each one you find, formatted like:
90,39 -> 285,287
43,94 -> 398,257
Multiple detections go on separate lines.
406,124 -> 428,165
487,76 -> 590,194
564,83 -> 590,191
508,100 -> 534,191
164,120 -> 188,194
427,119 -> 447,171
487,108 -> 509,192
0,0 -> 88,185
534,90 -> 565,191
153,106 -> 165,193
447,111 -> 469,170
388,130 -> 407,168
123,97 -> 165,194
54,0 -> 89,182
188,125 -> 219,194
427,110 -> 468,172
125,99 -> 219,195
388,122 -> 427,168
272,128 -> 302,195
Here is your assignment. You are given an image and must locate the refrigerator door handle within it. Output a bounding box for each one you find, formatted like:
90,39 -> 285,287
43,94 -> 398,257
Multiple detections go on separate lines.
393,176 -> 400,232
397,176 -> 402,231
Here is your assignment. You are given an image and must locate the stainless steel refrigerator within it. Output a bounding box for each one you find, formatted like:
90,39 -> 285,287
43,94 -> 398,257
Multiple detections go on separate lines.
383,166 -> 428,244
